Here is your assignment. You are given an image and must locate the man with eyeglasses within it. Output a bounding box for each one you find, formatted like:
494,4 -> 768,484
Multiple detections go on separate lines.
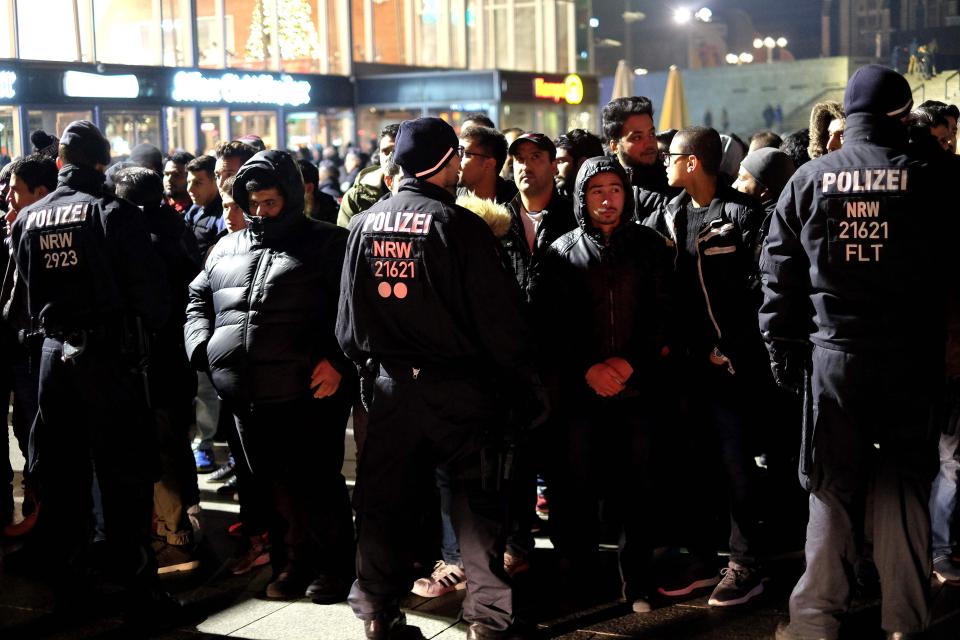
457,125 -> 517,204
638,126 -> 770,608
602,96 -> 677,196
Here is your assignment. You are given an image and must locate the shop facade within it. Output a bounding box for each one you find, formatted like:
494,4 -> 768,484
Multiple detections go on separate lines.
356,69 -> 598,141
0,61 -> 354,160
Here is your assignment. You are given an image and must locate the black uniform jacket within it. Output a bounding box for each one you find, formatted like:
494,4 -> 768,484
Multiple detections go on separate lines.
11,164 -> 168,334
759,112 -> 949,357
336,177 -> 535,380
184,150 -> 349,406
530,156 -> 672,395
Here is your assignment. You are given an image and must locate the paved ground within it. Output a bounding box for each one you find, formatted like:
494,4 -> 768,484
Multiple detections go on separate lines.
2,425 -> 959,639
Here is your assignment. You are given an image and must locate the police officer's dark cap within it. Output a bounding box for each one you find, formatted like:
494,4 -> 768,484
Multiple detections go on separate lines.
844,64 -> 913,118
508,132 -> 557,159
60,120 -> 111,166
393,117 -> 460,180
740,148 -> 796,197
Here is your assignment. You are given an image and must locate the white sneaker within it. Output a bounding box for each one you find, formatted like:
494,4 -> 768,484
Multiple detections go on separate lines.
411,560 -> 466,598
933,555 -> 960,584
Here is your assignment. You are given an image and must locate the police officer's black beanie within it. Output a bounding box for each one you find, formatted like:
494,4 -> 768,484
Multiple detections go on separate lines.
844,64 -> 912,118
60,120 -> 111,167
393,117 -> 459,181
740,148 -> 796,197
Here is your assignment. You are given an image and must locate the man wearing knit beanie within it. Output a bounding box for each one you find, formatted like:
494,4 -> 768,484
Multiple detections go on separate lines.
762,65 -> 949,640
733,147 -> 795,234
337,116 -> 543,640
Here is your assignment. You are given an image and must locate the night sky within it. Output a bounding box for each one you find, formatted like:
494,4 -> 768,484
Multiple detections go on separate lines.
594,0 -> 823,70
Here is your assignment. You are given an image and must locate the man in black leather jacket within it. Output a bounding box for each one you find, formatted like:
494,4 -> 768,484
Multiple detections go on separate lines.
531,155 -> 671,613
638,126 -> 770,607
762,65 -> 948,640
184,149 -> 356,605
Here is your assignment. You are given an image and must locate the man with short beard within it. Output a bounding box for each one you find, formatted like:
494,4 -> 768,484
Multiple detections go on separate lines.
163,151 -> 195,214
554,129 -> 604,200
602,96 -> 675,195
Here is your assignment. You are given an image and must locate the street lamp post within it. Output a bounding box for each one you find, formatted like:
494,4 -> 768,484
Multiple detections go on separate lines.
753,35 -> 788,63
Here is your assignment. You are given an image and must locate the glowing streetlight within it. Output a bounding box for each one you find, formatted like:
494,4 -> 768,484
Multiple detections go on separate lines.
763,36 -> 776,48
725,53 -> 739,64
673,7 -> 692,24
739,52 -> 754,64
753,38 -> 763,49
777,37 -> 788,48
634,68 -> 649,75
694,7 -> 713,22
755,34 -> 788,63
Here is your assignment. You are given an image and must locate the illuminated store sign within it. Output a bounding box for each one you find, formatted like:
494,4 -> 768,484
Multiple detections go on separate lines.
0,71 -> 15,99
532,74 -> 584,105
171,71 -> 311,107
63,71 -> 139,98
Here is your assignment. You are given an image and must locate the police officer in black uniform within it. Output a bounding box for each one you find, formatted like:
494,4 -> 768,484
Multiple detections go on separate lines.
337,117 -> 543,640
10,121 -> 171,617
761,66 -> 948,640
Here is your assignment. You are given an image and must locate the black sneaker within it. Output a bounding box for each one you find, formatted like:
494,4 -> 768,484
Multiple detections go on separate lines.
707,561 -> 766,606
216,475 -> 239,498
210,456 -> 236,482
155,542 -> 200,575
656,560 -> 719,597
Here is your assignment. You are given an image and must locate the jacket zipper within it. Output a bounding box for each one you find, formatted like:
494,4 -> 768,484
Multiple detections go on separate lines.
243,248 -> 272,411
695,232 -> 722,341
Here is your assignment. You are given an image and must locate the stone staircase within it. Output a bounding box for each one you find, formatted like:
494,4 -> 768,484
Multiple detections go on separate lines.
908,69 -> 960,106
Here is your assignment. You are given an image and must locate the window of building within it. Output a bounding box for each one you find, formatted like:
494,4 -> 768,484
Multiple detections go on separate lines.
200,108 -> 228,154
165,107 -> 197,155
466,0 -> 577,73
94,0 -> 163,66
225,0 -> 274,70
17,0 -> 93,62
28,109 -> 94,140
0,0 -> 14,59
162,0 -> 194,66
231,110 -> 277,149
286,108 -> 354,154
196,1 -> 227,68
0,106 -> 20,160
102,110 -> 162,160
353,0 -> 466,68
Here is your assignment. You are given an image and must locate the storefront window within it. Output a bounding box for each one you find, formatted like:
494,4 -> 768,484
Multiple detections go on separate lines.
231,110 -> 277,149
196,0 -> 227,69
500,103 -> 564,139
465,0 -> 576,73
321,0 -> 351,75
286,109 -> 353,155
0,106 -> 20,160
94,0 -> 162,66
353,0 -> 465,68
226,0 -> 275,70
165,107 -> 197,156
162,0 -> 194,66
17,0 -> 93,62
102,110 -> 162,160
0,0 -> 15,59
357,108 -> 418,146
28,109 -> 94,141
200,108 -> 228,154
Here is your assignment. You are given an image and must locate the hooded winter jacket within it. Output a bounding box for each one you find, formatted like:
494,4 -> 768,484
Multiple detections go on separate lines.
530,157 -> 672,396
183,150 -> 350,406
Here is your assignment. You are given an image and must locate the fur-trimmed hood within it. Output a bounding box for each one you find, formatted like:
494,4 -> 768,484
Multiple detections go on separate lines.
456,192 -> 513,238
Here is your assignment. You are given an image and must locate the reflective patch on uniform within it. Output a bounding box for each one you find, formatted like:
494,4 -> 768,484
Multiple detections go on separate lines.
24,203 -> 88,230
363,225 -> 425,302
826,198 -> 890,264
704,245 -> 736,256
819,167 -> 909,195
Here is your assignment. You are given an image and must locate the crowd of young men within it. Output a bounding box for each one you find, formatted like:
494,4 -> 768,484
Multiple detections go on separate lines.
0,64 -> 957,640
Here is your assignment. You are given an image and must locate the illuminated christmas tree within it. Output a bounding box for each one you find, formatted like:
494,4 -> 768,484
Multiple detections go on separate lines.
245,0 -> 320,64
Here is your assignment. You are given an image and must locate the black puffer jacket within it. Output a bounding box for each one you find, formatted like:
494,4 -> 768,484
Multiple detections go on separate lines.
501,187 -> 576,300
531,157 -> 671,396
184,150 -> 350,406
638,182 -> 767,376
